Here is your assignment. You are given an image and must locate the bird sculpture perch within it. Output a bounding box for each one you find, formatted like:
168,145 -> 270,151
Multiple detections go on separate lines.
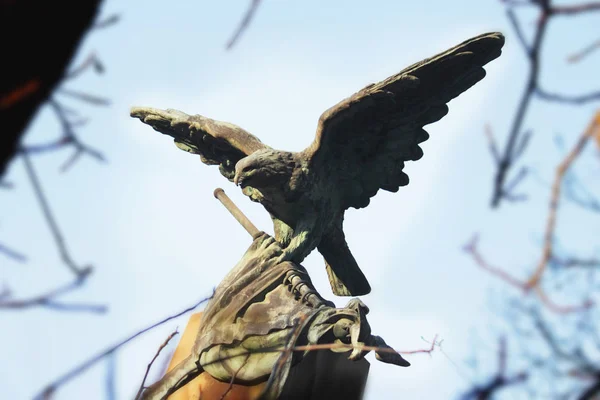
131,32 -> 505,296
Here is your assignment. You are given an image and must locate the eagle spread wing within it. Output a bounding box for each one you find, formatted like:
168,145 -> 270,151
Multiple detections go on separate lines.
130,107 -> 268,181
304,32 -> 505,210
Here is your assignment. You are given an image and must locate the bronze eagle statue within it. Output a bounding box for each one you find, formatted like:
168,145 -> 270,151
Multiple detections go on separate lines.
131,32 -> 505,297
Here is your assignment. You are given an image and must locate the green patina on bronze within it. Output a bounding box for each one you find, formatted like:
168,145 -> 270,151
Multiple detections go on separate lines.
140,233 -> 408,400
131,32 -> 505,298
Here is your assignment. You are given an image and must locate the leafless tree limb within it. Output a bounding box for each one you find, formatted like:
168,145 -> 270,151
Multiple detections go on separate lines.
106,352 -> 117,400
490,0 -> 600,207
34,293 -> 213,400
93,14 -> 120,30
0,270 -> 105,313
549,2 -> 600,16
22,151 -> 90,277
0,242 -> 27,262
464,234 -> 593,314
226,0 -> 263,50
135,330 -> 179,400
56,88 -> 110,106
65,52 -> 105,80
527,113 -> 599,288
568,39 -> 600,63
460,337 -> 528,399
536,88 -> 600,105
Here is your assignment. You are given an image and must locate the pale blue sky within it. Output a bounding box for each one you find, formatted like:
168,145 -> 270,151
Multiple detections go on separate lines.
2,1 -> 599,399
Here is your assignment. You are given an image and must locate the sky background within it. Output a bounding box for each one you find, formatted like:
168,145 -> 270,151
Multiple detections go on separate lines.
2,0 -> 599,399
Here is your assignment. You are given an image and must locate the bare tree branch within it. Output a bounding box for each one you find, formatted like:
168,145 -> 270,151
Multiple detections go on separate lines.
490,1 -> 600,207
459,337 -> 528,400
527,112 -> 599,288
536,88 -> 600,105
549,2 -> 600,15
226,0 -> 263,50
22,151 -> 91,277
34,293 -> 213,399
65,52 -> 104,80
135,330 -> 179,400
0,242 -> 27,262
0,270 -> 105,313
568,39 -> 600,63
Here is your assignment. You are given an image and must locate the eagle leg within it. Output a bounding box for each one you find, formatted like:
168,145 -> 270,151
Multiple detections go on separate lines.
317,226 -> 371,297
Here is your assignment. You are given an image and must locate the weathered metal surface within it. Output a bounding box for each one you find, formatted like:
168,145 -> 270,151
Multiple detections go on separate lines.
140,233 -> 408,400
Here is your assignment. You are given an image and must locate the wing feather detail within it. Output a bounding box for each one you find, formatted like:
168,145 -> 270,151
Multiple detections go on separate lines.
303,32 -> 505,209
131,107 -> 268,180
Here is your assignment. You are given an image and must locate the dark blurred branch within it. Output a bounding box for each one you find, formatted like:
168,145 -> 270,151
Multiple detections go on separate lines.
0,1 -> 103,177
93,14 -> 120,30
21,99 -> 106,172
550,256 -> 600,269
66,52 -> 105,80
22,151 -> 90,277
135,329 -> 179,400
579,379 -> 600,400
549,2 -> 600,15
226,0 -> 262,50
56,88 -> 110,106
35,293 -> 213,399
106,352 -> 117,400
0,270 -> 105,313
460,337 -> 528,400
490,1 -> 600,207
536,88 -> 600,105
0,242 -> 27,262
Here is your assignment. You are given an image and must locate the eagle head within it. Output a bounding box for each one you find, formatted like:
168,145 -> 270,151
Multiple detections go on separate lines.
233,149 -> 295,190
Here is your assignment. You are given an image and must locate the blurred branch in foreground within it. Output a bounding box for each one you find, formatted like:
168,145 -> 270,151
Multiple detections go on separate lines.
0,1 -> 104,177
489,0 -> 600,208
467,111 -> 600,314
459,337 -> 528,400
2,11 -> 114,313
34,293 -> 213,399
226,0 -> 263,50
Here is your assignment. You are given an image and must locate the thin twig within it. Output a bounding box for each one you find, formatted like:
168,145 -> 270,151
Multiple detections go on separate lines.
0,242 -> 27,262
568,39 -> 600,63
66,53 -> 104,80
0,272 -> 105,313
106,353 -> 117,400
459,337 -> 528,400
527,113 -> 599,287
219,353 -> 249,400
22,151 -> 89,276
549,2 -> 600,15
226,0 -> 263,50
507,8 -> 532,57
34,293 -> 213,399
536,88 -> 600,105
464,234 -> 593,313
491,3 -> 549,207
56,88 -> 110,106
93,14 -> 120,30
135,330 -> 179,400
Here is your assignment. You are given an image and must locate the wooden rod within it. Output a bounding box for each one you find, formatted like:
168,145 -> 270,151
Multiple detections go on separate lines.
213,188 -> 261,239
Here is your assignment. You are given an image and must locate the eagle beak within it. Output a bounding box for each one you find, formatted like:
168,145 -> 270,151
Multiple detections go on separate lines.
234,173 -> 241,186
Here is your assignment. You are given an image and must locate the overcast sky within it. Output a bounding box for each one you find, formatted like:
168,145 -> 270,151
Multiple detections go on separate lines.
2,1 -> 599,399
